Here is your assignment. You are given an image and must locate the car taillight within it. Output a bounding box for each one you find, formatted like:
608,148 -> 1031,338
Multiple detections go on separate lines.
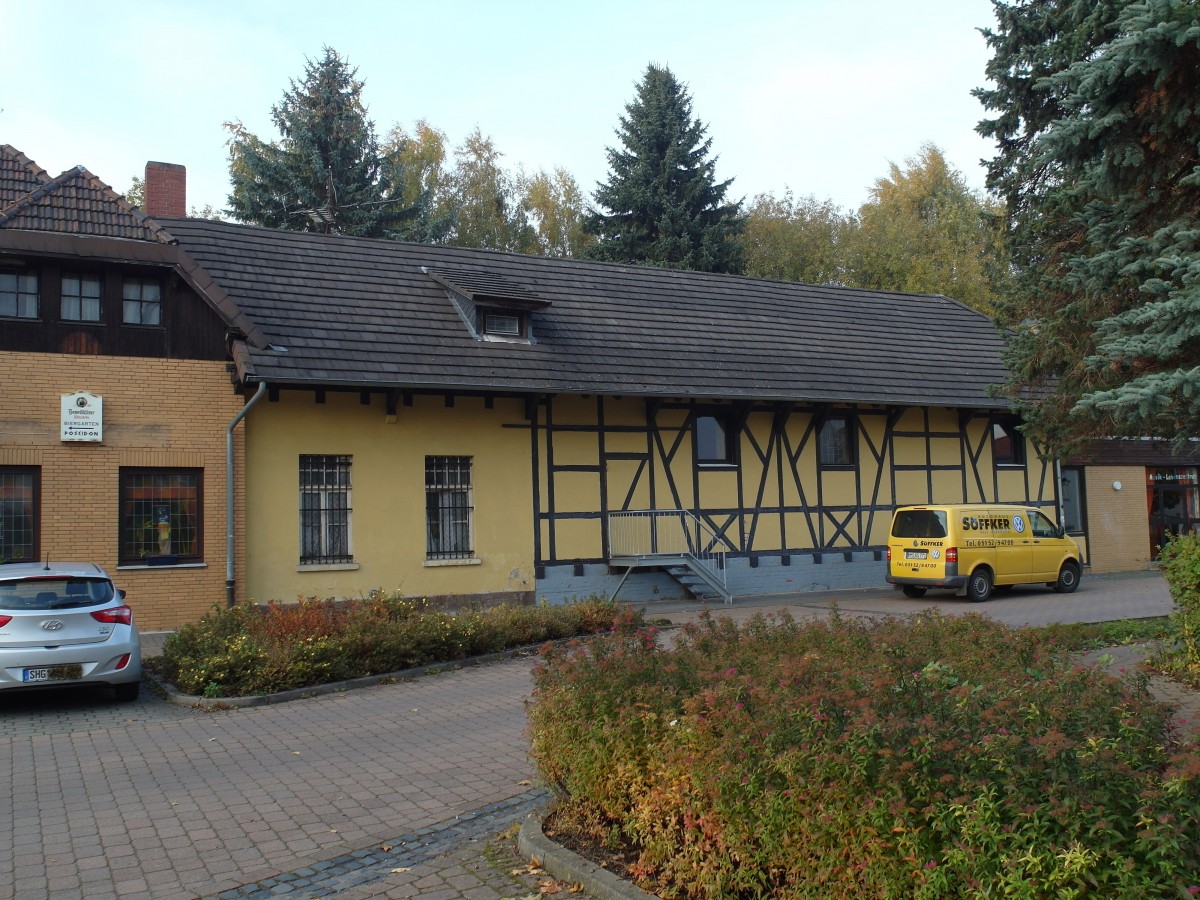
886,546 -> 892,561
946,547 -> 958,563
92,606 -> 133,626
0,615 -> 10,627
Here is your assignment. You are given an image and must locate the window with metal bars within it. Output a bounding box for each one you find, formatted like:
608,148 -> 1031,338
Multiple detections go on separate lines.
0,467 -> 39,563
425,456 -> 473,559
299,455 -> 353,564
119,468 -> 201,564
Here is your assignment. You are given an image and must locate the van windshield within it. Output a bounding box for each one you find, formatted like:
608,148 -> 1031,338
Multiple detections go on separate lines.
892,509 -> 948,539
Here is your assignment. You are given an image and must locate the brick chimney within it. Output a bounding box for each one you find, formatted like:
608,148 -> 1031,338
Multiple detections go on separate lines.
143,161 -> 186,217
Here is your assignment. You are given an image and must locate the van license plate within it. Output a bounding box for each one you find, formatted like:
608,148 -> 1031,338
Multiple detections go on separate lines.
23,664 -> 83,683
904,550 -> 928,560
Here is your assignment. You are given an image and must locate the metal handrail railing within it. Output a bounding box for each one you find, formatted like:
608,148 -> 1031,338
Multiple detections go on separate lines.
607,509 -> 728,591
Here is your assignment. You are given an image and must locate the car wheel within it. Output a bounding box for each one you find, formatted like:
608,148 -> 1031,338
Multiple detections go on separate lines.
113,681 -> 140,702
1053,561 -> 1081,594
902,585 -> 927,598
967,568 -> 992,603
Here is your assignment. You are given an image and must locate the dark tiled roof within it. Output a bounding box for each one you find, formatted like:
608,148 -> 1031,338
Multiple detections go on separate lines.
159,216 -> 1014,409
0,144 -> 51,207
0,157 -> 171,243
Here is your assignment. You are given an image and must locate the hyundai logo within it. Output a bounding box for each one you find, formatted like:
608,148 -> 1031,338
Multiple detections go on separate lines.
40,620 -> 65,631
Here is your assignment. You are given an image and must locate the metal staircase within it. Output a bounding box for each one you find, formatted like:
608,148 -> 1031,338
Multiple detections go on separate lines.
607,510 -> 733,604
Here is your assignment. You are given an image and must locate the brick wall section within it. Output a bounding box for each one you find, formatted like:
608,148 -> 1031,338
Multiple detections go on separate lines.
1084,466 -> 1151,572
144,161 -> 186,217
0,353 -> 245,630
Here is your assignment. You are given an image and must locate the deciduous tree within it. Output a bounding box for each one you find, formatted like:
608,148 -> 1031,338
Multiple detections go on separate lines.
586,64 -> 745,273
742,191 -> 853,285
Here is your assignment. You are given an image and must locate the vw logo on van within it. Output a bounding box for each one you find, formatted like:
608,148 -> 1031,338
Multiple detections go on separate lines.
1013,515 -> 1026,534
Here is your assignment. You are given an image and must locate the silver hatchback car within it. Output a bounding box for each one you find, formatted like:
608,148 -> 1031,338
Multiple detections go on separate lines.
0,562 -> 142,701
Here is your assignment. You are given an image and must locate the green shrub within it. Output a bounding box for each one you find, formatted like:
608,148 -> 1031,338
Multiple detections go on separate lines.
1160,530 -> 1200,680
528,610 -> 1200,898
153,593 -> 633,697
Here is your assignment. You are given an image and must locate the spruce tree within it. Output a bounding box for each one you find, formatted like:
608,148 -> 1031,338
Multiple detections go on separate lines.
226,47 -> 430,239
977,0 -> 1200,453
585,64 -> 745,274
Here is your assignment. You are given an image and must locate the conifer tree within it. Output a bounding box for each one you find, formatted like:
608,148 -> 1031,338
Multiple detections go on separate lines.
226,47 -> 430,239
977,0 -> 1200,453
586,64 -> 744,274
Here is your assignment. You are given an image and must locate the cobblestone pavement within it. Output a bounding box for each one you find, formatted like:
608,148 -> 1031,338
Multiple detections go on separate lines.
0,569 -> 1194,900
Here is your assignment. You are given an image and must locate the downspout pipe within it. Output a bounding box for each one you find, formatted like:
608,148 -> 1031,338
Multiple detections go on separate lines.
227,381 -> 267,607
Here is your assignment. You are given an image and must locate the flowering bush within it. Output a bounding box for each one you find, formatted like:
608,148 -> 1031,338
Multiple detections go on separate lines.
1159,530 -> 1200,683
528,610 -> 1200,898
154,593 -> 633,697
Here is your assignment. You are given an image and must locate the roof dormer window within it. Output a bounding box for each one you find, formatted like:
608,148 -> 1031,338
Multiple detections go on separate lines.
423,266 -> 550,345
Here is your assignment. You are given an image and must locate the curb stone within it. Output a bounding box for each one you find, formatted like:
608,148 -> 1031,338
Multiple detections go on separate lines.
518,807 -> 658,900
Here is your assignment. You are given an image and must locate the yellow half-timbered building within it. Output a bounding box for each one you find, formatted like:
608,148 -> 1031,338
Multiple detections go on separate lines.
163,218 -> 1064,605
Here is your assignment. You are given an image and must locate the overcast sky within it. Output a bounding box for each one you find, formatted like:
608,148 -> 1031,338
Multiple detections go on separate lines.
2,0 -> 1000,217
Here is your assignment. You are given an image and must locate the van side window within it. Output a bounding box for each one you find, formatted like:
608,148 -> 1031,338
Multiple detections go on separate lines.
1029,511 -> 1058,538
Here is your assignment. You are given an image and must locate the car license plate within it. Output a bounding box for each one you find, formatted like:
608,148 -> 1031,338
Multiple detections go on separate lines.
904,550 -> 928,560
23,664 -> 83,683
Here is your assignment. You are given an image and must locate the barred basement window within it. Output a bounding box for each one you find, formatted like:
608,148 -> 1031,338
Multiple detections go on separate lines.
299,455 -> 352,564
119,469 -> 201,564
426,456 -> 473,559
0,467 -> 39,563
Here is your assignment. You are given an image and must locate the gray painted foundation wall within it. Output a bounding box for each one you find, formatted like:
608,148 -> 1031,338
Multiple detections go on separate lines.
535,553 -> 889,605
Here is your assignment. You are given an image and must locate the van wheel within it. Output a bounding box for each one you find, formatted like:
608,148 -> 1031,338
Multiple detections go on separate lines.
967,568 -> 992,602
1053,561 -> 1081,594
902,585 -> 927,598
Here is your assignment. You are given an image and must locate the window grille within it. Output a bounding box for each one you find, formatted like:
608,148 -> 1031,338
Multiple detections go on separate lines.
122,277 -> 161,325
300,455 -> 352,564
483,312 -> 521,336
0,271 -> 38,318
119,469 -> 201,563
62,274 -> 102,321
818,415 -> 855,467
0,467 -> 39,563
426,456 -> 473,559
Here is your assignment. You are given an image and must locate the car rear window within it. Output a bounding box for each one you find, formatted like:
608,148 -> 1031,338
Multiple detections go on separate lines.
892,509 -> 948,539
0,577 -> 116,610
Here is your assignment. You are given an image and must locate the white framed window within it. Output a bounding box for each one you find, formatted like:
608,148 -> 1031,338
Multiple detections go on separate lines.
299,455 -> 352,564
426,456 -> 473,559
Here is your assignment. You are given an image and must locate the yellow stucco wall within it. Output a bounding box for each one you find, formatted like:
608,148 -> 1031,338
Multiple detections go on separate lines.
1084,466 -> 1152,572
0,353 -> 244,630
242,391 -> 535,604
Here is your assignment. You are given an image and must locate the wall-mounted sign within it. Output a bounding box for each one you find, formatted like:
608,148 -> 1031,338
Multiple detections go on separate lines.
61,391 -> 103,442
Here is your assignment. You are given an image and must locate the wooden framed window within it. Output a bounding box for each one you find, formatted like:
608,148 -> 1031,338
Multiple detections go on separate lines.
695,413 -> 735,466
0,467 -> 39,563
299,455 -> 353,564
426,456 -> 473,559
61,273 -> 102,321
0,270 -> 39,319
122,277 -> 162,325
992,416 -> 1025,466
818,413 -> 856,467
119,468 -> 202,564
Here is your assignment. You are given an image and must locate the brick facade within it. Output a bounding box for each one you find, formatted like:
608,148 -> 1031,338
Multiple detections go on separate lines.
1083,466 -> 1152,572
0,352 -> 245,630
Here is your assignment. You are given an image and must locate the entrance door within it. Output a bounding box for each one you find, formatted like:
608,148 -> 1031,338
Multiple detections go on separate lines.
1148,468 -> 1199,558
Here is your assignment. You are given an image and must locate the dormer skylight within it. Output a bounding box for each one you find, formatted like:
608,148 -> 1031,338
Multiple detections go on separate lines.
423,266 -> 550,343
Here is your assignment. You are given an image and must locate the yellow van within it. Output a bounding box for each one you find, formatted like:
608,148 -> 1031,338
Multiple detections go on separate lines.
885,504 -> 1082,602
